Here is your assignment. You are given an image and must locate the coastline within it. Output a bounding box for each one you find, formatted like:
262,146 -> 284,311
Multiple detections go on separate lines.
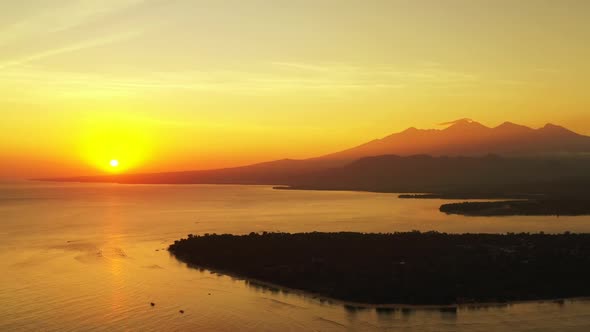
275,186 -> 538,200
176,259 -> 590,310
440,200 -> 590,217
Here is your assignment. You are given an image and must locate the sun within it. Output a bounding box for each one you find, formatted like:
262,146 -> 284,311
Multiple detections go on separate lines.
109,159 -> 119,168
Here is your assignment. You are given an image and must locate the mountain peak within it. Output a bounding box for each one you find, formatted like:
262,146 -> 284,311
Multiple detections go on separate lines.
402,127 -> 418,133
542,123 -> 565,130
494,122 -> 533,132
497,121 -> 517,127
540,123 -> 576,135
439,118 -> 475,126
440,118 -> 489,131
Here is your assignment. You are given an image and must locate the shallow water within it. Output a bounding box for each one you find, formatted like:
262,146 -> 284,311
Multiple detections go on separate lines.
1,182 -> 589,331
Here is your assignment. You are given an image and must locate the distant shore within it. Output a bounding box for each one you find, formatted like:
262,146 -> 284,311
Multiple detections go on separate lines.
169,231 -> 590,305
273,186 -> 532,199
440,200 -> 590,216
214,267 -> 590,311
398,193 -> 541,200
277,186 -> 590,216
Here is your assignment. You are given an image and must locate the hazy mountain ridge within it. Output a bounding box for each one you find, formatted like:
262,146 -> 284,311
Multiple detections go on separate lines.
286,154 -> 590,196
43,158 -> 340,184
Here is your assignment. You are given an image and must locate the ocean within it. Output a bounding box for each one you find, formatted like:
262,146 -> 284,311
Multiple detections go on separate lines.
1,182 -> 589,331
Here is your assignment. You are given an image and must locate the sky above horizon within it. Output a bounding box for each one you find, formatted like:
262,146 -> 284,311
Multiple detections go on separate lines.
1,0 -> 590,178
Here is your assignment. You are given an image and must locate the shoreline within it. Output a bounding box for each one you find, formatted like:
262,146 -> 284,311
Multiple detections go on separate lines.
275,186 -> 542,200
176,258 -> 590,310
440,200 -> 590,217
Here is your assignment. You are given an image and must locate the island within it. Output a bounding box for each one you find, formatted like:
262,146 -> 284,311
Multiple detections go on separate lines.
398,193 -> 541,200
440,200 -> 590,216
169,231 -> 590,305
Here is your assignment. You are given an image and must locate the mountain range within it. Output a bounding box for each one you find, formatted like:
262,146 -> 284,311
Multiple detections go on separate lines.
316,118 -> 590,161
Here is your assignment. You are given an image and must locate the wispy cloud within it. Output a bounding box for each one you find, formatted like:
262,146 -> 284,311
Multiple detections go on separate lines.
269,61 -> 480,90
0,30 -> 142,70
1,60 -> 521,101
0,0 -> 148,72
271,62 -> 361,73
0,0 -> 146,46
0,66 -> 409,100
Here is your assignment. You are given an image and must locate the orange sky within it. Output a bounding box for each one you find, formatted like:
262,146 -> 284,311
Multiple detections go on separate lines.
1,1 -> 589,178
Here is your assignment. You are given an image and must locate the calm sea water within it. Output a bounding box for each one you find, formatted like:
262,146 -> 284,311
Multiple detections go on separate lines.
1,182 -> 590,331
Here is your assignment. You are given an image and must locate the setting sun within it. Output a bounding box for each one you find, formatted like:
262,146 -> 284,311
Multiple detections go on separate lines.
74,114 -> 153,174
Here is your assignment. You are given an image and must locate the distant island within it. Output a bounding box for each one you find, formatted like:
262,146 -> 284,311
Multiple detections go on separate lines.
169,232 -> 590,305
440,200 -> 590,216
398,193 -> 542,199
